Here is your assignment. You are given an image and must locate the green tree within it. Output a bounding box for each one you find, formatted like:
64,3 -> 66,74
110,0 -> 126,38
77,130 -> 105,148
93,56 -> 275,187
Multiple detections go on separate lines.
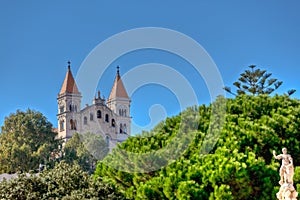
62,132 -> 109,172
95,95 -> 300,199
224,65 -> 296,96
0,109 -> 61,173
0,161 -> 126,199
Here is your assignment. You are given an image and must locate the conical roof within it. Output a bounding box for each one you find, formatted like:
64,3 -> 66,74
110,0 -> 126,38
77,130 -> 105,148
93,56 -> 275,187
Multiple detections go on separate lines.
108,67 -> 129,100
59,64 -> 80,95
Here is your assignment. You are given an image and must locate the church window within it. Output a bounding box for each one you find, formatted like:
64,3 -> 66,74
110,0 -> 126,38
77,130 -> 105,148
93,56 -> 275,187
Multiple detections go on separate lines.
119,109 -> 128,117
60,106 -> 64,113
105,114 -> 109,122
105,135 -> 110,145
123,124 -> 127,133
60,120 -> 64,131
74,120 -> 77,130
118,109 -> 127,117
120,123 -> 123,133
84,116 -> 88,125
70,119 -> 77,130
97,110 -> 102,118
70,119 -> 74,130
90,113 -> 94,121
69,103 -> 77,112
112,119 -> 115,127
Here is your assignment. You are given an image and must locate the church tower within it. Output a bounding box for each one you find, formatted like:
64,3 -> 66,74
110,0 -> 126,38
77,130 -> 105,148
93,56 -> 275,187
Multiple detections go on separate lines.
57,62 -> 82,140
107,67 -> 131,134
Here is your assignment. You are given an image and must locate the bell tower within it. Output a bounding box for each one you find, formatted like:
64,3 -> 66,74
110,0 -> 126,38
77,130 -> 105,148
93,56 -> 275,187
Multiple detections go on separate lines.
107,66 -> 131,135
57,61 -> 81,140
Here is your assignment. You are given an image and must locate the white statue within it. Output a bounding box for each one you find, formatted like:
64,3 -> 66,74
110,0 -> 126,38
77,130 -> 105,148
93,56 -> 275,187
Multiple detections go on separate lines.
273,148 -> 293,185
273,148 -> 298,200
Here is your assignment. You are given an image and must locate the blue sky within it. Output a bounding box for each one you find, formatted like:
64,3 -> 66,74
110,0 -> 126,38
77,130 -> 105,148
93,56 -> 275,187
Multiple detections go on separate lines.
1,1 -> 300,134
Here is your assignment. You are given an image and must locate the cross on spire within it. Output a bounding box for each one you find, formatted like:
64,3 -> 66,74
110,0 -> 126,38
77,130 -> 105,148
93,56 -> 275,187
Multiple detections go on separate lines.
67,61 -> 71,70
117,66 -> 120,75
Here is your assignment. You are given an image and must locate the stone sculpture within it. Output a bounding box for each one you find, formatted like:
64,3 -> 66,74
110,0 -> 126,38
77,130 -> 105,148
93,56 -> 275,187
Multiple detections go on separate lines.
273,148 -> 298,200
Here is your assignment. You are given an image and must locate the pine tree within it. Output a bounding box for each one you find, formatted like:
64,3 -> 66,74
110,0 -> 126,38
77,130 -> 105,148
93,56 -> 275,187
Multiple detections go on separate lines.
224,65 -> 296,96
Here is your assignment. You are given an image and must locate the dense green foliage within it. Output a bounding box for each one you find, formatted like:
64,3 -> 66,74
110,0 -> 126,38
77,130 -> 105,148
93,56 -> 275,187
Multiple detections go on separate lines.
0,108 -> 109,173
95,95 -> 300,199
0,109 -> 61,173
62,132 -> 109,172
0,161 -> 126,199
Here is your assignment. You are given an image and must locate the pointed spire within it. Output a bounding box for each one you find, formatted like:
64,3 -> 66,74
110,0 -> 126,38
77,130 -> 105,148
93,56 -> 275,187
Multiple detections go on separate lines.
108,66 -> 129,100
59,61 -> 80,95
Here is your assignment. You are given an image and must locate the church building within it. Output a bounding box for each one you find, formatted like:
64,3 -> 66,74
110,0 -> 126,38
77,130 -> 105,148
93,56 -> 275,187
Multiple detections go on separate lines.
57,62 -> 131,150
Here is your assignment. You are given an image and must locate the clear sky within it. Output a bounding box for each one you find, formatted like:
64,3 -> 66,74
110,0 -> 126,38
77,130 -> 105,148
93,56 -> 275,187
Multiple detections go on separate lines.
1,1 -> 300,135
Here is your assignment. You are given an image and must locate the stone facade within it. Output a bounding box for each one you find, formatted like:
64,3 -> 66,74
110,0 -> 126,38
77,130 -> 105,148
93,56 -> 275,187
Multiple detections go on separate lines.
57,64 -> 131,150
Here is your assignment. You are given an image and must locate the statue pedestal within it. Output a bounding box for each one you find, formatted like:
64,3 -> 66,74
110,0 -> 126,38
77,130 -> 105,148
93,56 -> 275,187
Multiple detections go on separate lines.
276,183 -> 298,200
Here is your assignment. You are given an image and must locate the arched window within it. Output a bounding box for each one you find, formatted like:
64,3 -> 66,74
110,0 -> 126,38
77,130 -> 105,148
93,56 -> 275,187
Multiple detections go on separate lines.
84,116 -> 88,125
59,106 -> 64,113
60,120 -> 64,131
70,119 -> 77,130
120,123 -> 123,133
69,103 -> 78,112
74,120 -> 77,130
105,114 -> 109,122
119,108 -> 127,117
97,110 -> 102,118
70,119 -> 74,130
90,113 -> 94,121
105,135 -> 110,145
112,119 -> 115,127
123,124 -> 127,133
